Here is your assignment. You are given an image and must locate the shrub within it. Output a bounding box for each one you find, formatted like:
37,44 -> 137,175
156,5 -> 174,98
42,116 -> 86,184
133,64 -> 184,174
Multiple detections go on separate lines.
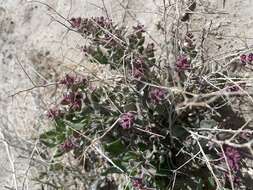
39,16 -> 253,190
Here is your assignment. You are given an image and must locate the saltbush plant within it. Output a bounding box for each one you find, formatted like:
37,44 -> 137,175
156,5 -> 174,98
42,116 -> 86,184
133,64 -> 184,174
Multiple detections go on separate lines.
39,16 -> 253,190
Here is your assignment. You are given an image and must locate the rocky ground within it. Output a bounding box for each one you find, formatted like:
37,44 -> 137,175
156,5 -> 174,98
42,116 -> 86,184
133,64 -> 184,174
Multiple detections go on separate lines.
0,0 -> 253,189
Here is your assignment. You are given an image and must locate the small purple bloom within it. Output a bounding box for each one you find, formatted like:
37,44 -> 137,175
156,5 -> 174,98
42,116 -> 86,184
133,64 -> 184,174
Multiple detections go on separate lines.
70,17 -> 81,28
220,146 -> 242,183
60,74 -> 88,89
133,24 -> 145,38
60,74 -> 76,88
47,107 -> 62,119
224,146 -> 241,171
60,137 -> 79,152
132,178 -> 146,190
61,92 -> 83,111
132,67 -> 144,79
240,54 -> 247,64
119,112 -> 135,129
133,24 -> 145,33
186,32 -> 194,39
132,57 -> 145,79
61,93 -> 74,105
149,87 -> 167,104
71,99 -> 82,111
247,53 -> 253,62
226,85 -> 240,92
184,32 -> 194,47
93,16 -> 112,28
146,43 -> 155,52
103,33 -> 117,47
145,43 -> 155,58
176,56 -> 190,71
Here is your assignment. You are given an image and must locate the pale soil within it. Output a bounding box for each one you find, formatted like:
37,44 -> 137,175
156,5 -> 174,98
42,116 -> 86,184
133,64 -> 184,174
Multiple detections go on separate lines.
0,0 -> 253,189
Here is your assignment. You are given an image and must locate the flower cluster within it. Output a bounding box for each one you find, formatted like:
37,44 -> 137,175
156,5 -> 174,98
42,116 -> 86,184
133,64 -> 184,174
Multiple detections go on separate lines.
226,82 -> 246,92
219,146 -> 242,183
47,107 -> 62,119
128,24 -> 145,48
224,146 -> 241,171
57,74 -> 89,112
240,53 -> 253,65
70,16 -> 113,37
184,32 -> 194,48
119,112 -> 135,129
149,87 -> 167,104
133,24 -> 145,37
132,178 -> 147,190
60,74 -> 87,89
60,137 -> 79,152
61,91 -> 83,111
145,43 -> 155,58
226,85 -> 240,92
132,57 -> 145,79
70,17 -> 81,28
176,56 -> 190,71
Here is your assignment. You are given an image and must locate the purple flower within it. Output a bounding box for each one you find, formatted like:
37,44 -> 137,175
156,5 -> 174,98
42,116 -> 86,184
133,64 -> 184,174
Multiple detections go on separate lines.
60,74 -> 75,88
247,53 -> 253,62
184,32 -> 194,48
186,32 -> 194,39
133,24 -> 145,33
146,43 -> 155,51
132,57 -> 145,79
132,178 -> 146,190
71,99 -> 82,111
145,43 -> 155,57
224,146 -> 241,171
61,93 -> 74,105
47,107 -> 62,119
226,82 -> 246,92
240,54 -> 247,64
61,92 -> 83,111
149,87 -> 167,104
60,137 -> 79,152
132,67 -> 144,79
226,85 -> 240,92
60,74 -> 88,89
119,112 -> 135,129
176,56 -> 190,71
133,24 -> 145,39
70,17 -> 81,28
93,16 -> 112,28
102,33 -> 117,47
220,146 -> 242,183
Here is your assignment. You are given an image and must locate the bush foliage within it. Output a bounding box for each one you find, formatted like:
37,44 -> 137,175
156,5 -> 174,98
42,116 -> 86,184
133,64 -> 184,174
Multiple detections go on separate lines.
39,16 -> 253,190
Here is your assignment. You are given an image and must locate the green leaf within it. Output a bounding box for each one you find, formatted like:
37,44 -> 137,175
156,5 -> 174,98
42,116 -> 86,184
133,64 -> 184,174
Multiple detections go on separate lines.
196,178 -> 203,190
91,47 -> 108,65
101,167 -> 123,176
122,151 -> 140,161
40,129 -> 65,148
207,177 -> 216,188
40,139 -> 58,148
200,119 -> 217,129
137,143 -> 148,152
55,118 -> 66,131
49,163 -> 64,171
104,139 -> 125,156
64,119 -> 89,131
172,126 -> 188,139
40,130 -> 58,139
54,148 -> 65,158
69,122 -> 86,130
